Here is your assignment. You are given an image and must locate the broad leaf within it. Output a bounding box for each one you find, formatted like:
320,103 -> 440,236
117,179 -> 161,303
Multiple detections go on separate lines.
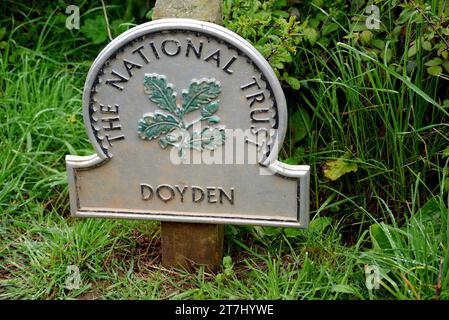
369,224 -> 391,250
80,15 -> 108,44
309,216 -> 332,234
289,108 -> 310,144
182,79 -> 221,115
424,57 -> 442,67
144,74 -> 178,115
138,112 -> 179,140
323,152 -> 358,181
427,65 -> 442,76
285,76 -> 301,90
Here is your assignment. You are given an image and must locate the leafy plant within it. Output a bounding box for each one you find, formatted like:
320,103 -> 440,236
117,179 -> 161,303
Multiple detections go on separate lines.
138,74 -> 226,156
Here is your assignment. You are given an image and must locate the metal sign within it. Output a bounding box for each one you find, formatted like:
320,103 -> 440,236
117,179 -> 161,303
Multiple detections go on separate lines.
66,19 -> 310,228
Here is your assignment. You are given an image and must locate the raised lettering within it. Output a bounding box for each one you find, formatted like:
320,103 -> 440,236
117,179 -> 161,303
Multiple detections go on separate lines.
185,39 -> 203,59
161,39 -> 181,56
192,186 -> 205,203
207,187 -> 217,203
149,41 -> 160,59
175,185 -> 188,202
140,184 -> 153,200
105,70 -> 129,91
218,187 -> 234,204
123,59 -> 142,77
132,46 -> 149,64
204,49 -> 220,67
222,56 -> 237,74
101,116 -> 121,131
156,184 -> 175,202
246,91 -> 265,106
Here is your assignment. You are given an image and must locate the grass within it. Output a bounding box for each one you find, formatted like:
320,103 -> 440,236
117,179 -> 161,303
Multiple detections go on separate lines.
1,0 -> 448,299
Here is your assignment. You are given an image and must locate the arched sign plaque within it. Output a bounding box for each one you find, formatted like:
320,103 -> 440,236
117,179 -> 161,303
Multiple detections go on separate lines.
66,19 -> 310,228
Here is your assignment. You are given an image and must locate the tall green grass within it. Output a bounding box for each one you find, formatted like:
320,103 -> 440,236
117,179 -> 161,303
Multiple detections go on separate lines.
283,11 -> 449,230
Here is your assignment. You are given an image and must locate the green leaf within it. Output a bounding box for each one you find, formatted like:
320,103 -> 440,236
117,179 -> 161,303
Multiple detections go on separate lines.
371,39 -> 385,50
289,108 -> 310,144
322,23 -> 339,36
414,198 -> 442,230
441,60 -> 449,73
424,57 -> 442,67
304,27 -> 319,46
408,43 -> 417,58
0,27 -> 6,41
427,65 -> 442,76
350,22 -> 367,32
285,76 -> 301,90
201,100 -> 220,117
144,74 -> 178,115
80,15 -> 108,44
369,223 -> 391,250
138,112 -> 179,140
110,19 -> 130,37
284,227 -> 304,237
222,256 -> 233,270
182,79 -> 221,115
359,30 -> 373,45
309,216 -> 332,234
331,284 -> 357,295
323,152 -> 358,181
443,145 -> 449,158
422,40 -> 432,51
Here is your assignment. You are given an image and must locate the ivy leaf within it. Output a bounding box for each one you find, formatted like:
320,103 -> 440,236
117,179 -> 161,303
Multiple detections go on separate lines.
424,57 -> 442,67
80,15 -> 108,44
144,74 -> 178,115
427,65 -> 442,76
182,79 -> 221,115
323,152 -> 358,181
138,112 -> 179,140
201,100 -> 220,117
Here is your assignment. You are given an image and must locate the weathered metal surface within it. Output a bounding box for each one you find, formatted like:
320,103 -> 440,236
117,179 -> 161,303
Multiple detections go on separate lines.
65,19 -> 310,228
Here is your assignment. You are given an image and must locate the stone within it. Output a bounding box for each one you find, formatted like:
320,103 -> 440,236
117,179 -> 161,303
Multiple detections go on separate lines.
153,0 -> 223,25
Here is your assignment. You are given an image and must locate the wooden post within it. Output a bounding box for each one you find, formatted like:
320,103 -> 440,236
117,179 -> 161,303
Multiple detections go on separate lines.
153,0 -> 225,273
